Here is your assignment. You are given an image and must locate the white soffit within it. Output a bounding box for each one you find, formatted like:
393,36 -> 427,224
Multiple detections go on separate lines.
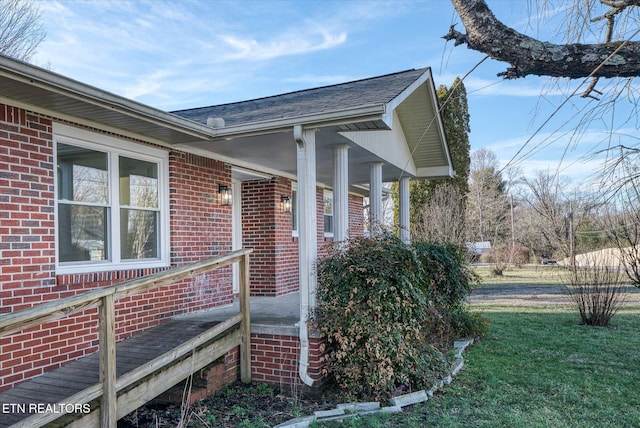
339,110 -> 416,176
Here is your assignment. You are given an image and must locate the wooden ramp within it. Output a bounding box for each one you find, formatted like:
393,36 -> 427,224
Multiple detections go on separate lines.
0,317 -> 240,427
0,250 -> 252,428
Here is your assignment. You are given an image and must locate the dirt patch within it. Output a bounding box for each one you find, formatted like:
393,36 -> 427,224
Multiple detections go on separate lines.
118,382 -> 343,427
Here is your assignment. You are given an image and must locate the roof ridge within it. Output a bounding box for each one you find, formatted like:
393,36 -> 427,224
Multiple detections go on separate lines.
170,68 -> 427,114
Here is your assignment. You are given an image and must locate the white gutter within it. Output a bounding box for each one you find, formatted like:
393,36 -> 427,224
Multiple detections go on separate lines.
294,125 -> 317,387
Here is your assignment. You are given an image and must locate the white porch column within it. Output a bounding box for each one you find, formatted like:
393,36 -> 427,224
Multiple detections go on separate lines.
399,176 -> 410,244
293,125 -> 317,386
333,144 -> 350,242
369,162 -> 383,233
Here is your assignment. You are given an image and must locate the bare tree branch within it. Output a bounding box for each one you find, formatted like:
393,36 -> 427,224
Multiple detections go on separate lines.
0,0 -> 46,62
446,0 -> 640,79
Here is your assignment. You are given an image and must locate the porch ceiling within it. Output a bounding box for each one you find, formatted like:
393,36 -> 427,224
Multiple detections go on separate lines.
177,125 -> 411,188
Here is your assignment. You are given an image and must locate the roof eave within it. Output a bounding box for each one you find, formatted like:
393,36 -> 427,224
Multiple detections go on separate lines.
0,55 -> 215,142
208,104 -> 388,139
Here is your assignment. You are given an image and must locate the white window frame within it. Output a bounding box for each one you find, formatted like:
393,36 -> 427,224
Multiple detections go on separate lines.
323,188 -> 334,238
291,181 -> 298,237
53,123 -> 170,274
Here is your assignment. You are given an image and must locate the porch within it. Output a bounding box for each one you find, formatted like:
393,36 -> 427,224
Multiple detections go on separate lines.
178,292 -> 301,336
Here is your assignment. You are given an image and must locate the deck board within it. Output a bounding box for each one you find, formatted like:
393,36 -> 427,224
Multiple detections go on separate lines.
0,318 -> 214,428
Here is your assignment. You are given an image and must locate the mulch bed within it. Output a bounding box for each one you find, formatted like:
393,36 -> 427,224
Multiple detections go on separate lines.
118,381 -> 343,427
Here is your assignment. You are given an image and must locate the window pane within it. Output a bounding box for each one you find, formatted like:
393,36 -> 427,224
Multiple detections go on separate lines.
57,143 -> 108,204
120,209 -> 158,259
58,204 -> 109,262
324,215 -> 333,234
119,157 -> 158,208
324,196 -> 333,215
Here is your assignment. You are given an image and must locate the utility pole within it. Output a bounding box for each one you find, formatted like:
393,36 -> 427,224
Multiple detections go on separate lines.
569,200 -> 575,267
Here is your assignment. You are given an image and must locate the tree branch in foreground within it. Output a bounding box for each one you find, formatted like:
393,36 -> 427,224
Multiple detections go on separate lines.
446,0 -> 640,79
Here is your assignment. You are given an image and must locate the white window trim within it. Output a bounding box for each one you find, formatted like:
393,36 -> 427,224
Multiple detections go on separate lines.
53,123 -> 170,274
291,181 -> 299,237
323,188 -> 334,238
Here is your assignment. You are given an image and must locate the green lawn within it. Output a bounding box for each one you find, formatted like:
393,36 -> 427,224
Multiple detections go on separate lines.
320,266 -> 640,427
472,264 -> 565,287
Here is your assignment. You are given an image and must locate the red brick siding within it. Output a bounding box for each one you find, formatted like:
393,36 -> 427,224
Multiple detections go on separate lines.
348,194 -> 365,237
0,106 -> 56,314
250,333 -> 326,389
241,177 -> 298,296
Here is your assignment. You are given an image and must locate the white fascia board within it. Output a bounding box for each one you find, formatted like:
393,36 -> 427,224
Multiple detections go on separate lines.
416,165 -> 455,178
339,111 -> 416,176
0,95 -> 175,149
382,68 -> 454,175
381,68 -> 432,126
210,104 -> 387,139
0,55 -> 214,139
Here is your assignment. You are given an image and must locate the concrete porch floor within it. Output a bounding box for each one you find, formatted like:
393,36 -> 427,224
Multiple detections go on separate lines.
175,291 -> 302,336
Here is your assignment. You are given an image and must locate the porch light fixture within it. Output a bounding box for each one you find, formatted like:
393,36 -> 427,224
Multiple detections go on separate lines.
281,195 -> 292,213
218,184 -> 232,206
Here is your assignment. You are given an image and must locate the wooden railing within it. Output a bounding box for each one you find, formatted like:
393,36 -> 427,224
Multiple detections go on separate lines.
0,248 -> 252,428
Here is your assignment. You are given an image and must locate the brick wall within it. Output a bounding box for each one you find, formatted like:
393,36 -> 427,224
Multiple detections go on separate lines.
348,193 -> 365,237
250,332 -> 326,391
0,105 -> 56,314
241,177 -> 298,296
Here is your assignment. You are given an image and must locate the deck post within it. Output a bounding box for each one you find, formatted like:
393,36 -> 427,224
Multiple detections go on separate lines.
99,293 -> 117,428
239,252 -> 252,383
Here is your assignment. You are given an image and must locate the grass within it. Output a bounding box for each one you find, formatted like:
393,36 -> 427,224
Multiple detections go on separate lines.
320,265 -> 640,428
472,264 -> 564,287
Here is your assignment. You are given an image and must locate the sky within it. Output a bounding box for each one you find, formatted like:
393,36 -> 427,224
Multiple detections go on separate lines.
31,0 -> 640,190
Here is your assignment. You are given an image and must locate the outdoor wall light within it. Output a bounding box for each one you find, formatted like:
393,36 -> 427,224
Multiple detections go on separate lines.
281,195 -> 292,213
219,184 -> 232,206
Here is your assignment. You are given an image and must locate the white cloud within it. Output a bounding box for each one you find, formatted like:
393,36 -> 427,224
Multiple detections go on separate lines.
284,74 -> 363,86
217,29 -> 347,61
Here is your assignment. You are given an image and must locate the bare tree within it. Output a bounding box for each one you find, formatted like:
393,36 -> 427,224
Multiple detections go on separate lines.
0,0 -> 46,62
602,185 -> 640,288
520,171 -> 572,259
563,252 -> 627,327
412,182 -> 467,246
467,148 -> 509,244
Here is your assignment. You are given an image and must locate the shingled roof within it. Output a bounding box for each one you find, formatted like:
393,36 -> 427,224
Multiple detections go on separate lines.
171,69 -> 428,127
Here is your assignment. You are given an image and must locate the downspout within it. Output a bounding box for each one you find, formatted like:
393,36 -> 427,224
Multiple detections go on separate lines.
294,124 -> 316,387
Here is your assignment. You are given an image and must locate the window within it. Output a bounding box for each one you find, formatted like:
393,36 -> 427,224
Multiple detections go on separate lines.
54,124 -> 168,273
324,189 -> 333,236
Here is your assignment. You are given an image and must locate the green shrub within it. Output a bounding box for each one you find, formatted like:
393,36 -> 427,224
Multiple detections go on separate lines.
449,306 -> 490,339
413,242 -> 488,344
413,242 -> 478,310
314,232 -> 449,400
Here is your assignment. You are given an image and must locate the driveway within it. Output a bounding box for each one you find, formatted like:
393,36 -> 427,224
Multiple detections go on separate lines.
469,283 -> 640,306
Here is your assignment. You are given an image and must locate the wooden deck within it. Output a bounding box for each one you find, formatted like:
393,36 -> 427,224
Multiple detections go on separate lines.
0,317 -> 234,427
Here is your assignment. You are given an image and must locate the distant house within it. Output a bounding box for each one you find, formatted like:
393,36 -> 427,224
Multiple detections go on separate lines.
0,54 -> 453,394
467,241 -> 492,261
